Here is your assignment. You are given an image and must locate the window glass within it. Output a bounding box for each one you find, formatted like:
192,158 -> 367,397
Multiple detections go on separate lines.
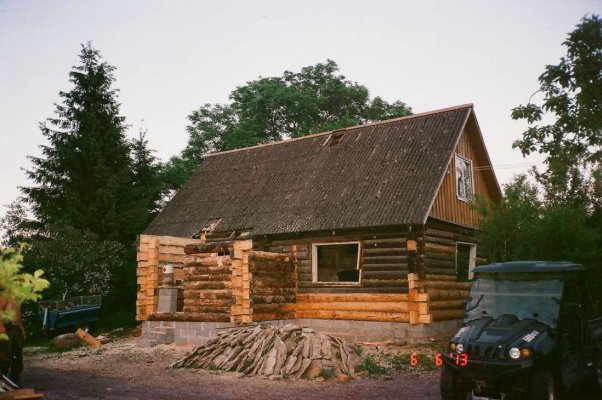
314,243 -> 360,283
455,155 -> 473,201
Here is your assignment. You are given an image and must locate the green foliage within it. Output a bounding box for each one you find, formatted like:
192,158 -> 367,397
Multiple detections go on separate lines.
512,15 -> 602,196
22,42 -> 162,243
355,355 -> 388,376
318,367 -> 337,380
477,174 -> 600,265
164,60 -> 412,190
0,247 -> 49,339
206,363 -> 224,374
389,352 -> 436,372
13,43 -> 164,313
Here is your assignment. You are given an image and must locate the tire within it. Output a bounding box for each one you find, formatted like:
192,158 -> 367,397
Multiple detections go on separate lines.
440,364 -> 468,400
594,354 -> 602,393
529,367 -> 555,400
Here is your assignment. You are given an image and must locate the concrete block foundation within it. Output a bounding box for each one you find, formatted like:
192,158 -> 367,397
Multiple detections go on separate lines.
138,318 -> 461,348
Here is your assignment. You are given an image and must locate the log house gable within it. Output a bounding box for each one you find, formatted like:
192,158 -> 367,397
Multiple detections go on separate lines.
427,110 -> 502,228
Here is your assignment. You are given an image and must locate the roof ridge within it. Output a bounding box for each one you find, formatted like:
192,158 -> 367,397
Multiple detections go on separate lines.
205,103 -> 474,158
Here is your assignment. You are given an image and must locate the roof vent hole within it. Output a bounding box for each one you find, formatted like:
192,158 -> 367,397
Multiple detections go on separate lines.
325,131 -> 345,147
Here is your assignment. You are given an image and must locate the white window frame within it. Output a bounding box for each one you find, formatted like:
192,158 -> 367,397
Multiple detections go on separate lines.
312,241 -> 362,285
456,242 -> 477,280
455,154 -> 474,202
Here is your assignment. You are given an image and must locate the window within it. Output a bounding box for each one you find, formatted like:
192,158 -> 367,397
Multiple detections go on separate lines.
456,243 -> 476,281
312,242 -> 360,283
455,154 -> 473,201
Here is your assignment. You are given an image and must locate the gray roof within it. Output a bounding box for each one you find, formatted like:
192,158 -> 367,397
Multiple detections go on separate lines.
145,104 -> 481,238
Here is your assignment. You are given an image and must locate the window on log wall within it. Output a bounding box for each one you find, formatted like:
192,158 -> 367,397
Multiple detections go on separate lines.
455,154 -> 473,202
457,243 -> 477,281
312,242 -> 360,283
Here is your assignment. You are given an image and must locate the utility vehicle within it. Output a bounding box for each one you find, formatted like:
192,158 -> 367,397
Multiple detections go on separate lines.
440,261 -> 602,400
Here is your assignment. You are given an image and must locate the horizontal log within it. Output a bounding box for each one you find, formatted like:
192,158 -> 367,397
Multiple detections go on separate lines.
184,241 -> 235,255
427,289 -> 470,301
298,286 -> 409,294
252,311 -> 296,322
186,256 -> 233,267
363,263 -> 408,271
250,251 -> 291,262
183,266 -> 233,276
297,293 -> 409,303
430,309 -> 465,321
362,279 -> 408,288
182,305 -> 231,314
363,248 -> 406,255
425,228 -> 457,240
363,238 -> 406,246
424,242 -> 456,255
296,301 -> 410,313
424,236 -> 456,247
252,303 -> 296,313
183,273 -> 232,282
425,281 -> 471,290
362,271 -> 408,280
362,255 -> 407,263
251,295 -> 296,304
296,309 -> 410,323
249,262 -> 295,274
429,300 -> 465,310
183,298 -> 231,307
424,253 -> 456,261
251,287 -> 296,296
251,270 -> 297,280
424,267 -> 456,276
252,279 -> 296,289
184,281 -> 231,290
425,274 -> 456,281
147,312 -> 230,322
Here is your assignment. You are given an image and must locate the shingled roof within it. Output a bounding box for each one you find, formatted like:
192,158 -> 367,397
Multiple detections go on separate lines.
145,104 -> 491,238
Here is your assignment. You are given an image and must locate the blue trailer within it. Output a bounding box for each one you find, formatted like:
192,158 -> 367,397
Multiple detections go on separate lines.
39,295 -> 102,333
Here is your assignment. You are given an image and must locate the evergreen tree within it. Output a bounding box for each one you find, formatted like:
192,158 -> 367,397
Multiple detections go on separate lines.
22,43 -> 137,243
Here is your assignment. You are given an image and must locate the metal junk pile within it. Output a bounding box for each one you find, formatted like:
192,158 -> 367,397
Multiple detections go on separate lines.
172,324 -> 363,379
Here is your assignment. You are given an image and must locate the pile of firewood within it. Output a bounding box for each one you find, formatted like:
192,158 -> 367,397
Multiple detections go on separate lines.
172,324 -> 362,379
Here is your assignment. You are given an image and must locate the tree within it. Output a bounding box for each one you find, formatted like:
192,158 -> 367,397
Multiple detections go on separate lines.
22,43 -> 144,243
512,15 -> 602,196
164,60 -> 412,189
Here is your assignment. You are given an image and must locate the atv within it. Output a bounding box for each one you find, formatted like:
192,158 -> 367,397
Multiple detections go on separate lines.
440,261 -> 602,400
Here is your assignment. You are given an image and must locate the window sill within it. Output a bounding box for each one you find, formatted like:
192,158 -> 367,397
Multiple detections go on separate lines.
311,282 -> 362,286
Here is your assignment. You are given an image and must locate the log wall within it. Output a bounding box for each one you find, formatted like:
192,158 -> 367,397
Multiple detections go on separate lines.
257,231 -> 410,294
136,235 -> 203,321
249,250 -> 297,322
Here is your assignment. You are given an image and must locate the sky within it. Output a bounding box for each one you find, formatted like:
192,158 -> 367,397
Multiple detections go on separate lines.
1,0 -> 601,222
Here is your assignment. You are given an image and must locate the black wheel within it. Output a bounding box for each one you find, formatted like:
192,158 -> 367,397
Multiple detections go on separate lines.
594,354 -> 602,392
529,367 -> 555,400
440,364 -> 468,400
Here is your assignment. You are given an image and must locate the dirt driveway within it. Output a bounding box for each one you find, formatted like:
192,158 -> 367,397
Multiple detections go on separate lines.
20,338 -> 599,400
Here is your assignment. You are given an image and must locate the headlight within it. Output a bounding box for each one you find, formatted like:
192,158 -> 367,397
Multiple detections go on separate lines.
456,343 -> 464,353
509,347 -> 521,359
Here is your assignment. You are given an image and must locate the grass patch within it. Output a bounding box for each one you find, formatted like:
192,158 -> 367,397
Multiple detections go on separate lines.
319,368 -> 337,380
355,355 -> 389,376
206,363 -> 224,374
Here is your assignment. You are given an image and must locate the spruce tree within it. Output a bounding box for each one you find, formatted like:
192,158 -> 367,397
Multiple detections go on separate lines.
23,43 -> 137,243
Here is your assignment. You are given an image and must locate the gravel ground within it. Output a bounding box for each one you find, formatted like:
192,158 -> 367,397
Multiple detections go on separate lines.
18,336 -> 600,400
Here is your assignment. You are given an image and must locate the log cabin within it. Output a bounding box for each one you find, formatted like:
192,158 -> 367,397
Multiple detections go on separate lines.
136,104 -> 501,347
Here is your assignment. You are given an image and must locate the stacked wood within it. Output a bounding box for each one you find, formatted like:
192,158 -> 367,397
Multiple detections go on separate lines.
249,250 -> 296,321
136,235 -> 202,321
181,254 -> 233,322
172,324 -> 361,379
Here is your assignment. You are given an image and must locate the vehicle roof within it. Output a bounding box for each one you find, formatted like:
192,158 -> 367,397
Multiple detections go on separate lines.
474,261 -> 585,274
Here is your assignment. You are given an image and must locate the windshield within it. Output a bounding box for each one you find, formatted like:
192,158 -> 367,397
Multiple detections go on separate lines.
464,277 -> 564,327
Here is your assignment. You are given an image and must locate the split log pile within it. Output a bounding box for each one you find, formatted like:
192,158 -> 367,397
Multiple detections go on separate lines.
172,324 -> 361,379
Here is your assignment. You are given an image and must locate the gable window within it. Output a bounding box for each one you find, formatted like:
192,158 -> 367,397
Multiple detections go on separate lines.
455,154 -> 473,201
312,242 -> 360,283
